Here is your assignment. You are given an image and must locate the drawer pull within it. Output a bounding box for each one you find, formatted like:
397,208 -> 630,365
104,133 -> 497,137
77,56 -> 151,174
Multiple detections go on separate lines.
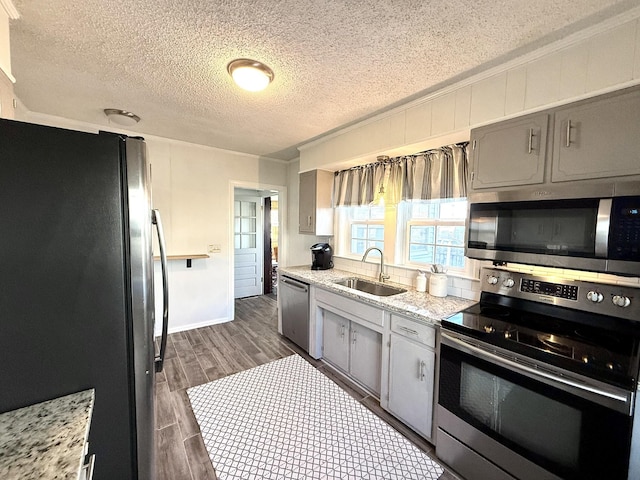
398,325 -> 419,336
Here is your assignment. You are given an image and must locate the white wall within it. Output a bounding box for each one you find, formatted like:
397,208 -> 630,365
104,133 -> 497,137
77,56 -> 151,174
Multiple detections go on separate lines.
13,110 -> 289,334
299,12 -> 640,171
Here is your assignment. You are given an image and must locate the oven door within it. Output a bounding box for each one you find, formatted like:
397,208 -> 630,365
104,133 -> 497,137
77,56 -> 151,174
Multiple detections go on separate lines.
437,332 -> 633,480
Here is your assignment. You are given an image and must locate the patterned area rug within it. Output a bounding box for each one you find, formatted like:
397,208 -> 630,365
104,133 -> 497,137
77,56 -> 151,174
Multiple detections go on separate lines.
187,354 -> 444,479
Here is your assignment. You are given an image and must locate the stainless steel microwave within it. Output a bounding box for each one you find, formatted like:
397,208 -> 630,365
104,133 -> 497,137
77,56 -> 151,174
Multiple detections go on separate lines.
466,182 -> 640,276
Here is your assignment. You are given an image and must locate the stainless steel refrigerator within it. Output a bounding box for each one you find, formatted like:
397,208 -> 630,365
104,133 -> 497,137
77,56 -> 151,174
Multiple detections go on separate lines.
0,118 -> 169,480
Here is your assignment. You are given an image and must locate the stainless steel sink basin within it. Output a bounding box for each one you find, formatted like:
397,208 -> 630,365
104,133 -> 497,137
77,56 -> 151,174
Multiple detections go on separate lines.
335,277 -> 406,296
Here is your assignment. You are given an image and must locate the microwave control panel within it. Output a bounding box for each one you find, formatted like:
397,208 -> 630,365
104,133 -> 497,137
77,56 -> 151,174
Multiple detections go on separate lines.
610,196 -> 640,261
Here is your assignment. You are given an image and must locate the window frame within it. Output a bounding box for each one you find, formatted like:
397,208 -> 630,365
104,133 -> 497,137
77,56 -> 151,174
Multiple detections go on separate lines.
401,198 -> 474,277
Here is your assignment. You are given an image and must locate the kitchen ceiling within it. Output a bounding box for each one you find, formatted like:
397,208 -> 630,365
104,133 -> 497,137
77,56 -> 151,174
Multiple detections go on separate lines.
8,0 -> 639,161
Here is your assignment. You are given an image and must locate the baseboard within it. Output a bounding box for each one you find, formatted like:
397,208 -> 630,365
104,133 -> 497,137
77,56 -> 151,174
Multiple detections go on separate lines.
155,316 -> 232,337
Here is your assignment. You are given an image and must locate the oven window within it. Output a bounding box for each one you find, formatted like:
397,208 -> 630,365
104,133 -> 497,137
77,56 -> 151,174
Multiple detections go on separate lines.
460,363 -> 581,470
439,343 -> 632,479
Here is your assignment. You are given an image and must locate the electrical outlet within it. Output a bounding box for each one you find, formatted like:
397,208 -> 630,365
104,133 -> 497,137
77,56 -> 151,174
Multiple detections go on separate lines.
208,244 -> 221,253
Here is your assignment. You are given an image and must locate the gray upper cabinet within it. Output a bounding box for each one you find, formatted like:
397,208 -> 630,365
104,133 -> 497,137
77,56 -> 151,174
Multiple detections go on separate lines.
469,86 -> 640,191
470,113 -> 548,190
552,88 -> 640,182
298,169 -> 334,235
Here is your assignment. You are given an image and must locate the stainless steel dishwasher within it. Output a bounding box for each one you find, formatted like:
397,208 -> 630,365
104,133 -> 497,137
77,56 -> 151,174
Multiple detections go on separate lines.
279,275 -> 310,352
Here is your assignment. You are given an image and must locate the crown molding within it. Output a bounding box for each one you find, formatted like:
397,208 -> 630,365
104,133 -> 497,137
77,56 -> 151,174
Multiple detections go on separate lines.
0,0 -> 19,19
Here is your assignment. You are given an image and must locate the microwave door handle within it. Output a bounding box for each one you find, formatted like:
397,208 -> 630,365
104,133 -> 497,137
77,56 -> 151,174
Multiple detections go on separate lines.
152,209 -> 170,373
595,198 -> 612,257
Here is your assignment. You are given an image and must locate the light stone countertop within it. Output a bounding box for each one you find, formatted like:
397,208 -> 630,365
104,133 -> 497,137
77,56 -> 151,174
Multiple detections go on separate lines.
0,389 -> 94,480
279,266 -> 476,326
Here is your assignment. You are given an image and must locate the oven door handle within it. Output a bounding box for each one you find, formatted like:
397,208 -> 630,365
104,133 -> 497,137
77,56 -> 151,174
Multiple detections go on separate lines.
441,332 -> 633,415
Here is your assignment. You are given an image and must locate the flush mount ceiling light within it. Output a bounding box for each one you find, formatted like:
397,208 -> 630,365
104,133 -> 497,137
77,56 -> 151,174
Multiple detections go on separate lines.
227,58 -> 274,92
104,108 -> 141,127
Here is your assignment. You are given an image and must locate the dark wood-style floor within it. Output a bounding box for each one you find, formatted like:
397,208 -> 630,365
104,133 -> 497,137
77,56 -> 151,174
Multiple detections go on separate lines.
154,294 -> 459,480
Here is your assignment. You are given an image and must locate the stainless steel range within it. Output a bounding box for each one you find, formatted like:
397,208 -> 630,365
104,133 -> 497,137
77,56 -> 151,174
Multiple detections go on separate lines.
437,267 -> 640,480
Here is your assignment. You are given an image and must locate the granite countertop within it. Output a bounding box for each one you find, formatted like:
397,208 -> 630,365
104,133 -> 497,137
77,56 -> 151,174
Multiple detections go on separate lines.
0,389 -> 95,480
279,266 -> 476,326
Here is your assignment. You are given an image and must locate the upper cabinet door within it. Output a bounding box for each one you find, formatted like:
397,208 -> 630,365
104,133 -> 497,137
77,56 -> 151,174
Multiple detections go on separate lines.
298,169 -> 334,235
470,113 -> 548,190
552,89 -> 640,183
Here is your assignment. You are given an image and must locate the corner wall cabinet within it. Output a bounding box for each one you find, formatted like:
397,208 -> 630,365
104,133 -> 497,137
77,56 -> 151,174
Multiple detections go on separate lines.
299,169 -> 334,235
469,86 -> 640,191
387,314 -> 437,441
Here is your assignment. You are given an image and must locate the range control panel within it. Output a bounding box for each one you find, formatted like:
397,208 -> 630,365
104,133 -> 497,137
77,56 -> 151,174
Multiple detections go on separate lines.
520,279 -> 579,301
481,267 -> 640,321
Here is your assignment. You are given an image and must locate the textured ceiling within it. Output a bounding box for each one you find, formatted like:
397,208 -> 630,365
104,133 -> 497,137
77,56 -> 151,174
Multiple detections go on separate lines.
8,0 -> 639,160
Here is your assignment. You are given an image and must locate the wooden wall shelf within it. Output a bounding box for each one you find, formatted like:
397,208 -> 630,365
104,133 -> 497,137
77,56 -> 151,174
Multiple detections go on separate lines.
153,254 -> 210,268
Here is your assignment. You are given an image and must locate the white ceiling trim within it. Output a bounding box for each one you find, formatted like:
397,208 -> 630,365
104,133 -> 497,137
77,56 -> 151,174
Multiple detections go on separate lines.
0,0 -> 19,19
298,5 -> 640,153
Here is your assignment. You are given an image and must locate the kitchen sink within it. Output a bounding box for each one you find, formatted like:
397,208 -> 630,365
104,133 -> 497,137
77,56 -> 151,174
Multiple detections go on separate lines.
335,277 -> 406,296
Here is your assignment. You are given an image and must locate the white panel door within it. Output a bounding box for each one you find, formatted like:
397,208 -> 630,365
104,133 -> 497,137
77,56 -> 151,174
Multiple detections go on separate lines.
234,196 -> 263,298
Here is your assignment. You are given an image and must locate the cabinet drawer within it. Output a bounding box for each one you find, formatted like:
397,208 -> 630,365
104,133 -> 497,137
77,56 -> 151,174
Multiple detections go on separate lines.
391,315 -> 436,348
316,288 -> 385,329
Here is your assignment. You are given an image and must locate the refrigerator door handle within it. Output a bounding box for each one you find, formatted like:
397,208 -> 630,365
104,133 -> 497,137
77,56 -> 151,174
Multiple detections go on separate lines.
152,209 -> 169,373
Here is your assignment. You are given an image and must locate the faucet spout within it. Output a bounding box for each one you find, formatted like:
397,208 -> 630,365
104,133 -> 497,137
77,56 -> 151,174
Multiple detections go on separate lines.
361,247 -> 390,283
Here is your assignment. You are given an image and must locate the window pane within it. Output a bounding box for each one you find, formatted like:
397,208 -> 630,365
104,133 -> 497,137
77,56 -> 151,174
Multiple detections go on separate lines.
435,246 -> 465,268
410,225 -> 435,244
410,202 -> 439,219
352,206 -> 370,221
436,225 -> 465,247
439,199 -> 467,219
409,244 -> 434,263
241,218 -> 256,233
352,224 -> 368,239
370,206 -> 385,220
368,240 -> 384,250
240,201 -> 256,217
351,239 -> 366,254
368,225 -> 384,241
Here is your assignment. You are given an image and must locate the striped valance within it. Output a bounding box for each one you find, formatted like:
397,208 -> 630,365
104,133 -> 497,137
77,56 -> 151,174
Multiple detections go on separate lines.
333,143 -> 469,207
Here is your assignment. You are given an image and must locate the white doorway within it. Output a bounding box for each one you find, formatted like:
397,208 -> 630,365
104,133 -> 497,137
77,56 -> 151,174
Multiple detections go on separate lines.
233,195 -> 263,298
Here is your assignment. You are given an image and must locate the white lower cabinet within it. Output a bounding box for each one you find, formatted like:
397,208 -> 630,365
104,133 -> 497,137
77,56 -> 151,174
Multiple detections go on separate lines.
388,333 -> 435,440
387,314 -> 437,441
321,309 -> 382,395
322,310 -> 350,372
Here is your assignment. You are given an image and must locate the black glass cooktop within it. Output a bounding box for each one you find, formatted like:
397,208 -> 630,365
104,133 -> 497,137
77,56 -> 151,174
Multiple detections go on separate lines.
443,292 -> 640,390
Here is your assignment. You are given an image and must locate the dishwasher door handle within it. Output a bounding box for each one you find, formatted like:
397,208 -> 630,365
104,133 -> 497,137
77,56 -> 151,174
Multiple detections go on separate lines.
281,277 -> 309,292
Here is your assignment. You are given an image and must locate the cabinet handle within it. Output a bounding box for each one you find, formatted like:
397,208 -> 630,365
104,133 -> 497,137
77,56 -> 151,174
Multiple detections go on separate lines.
307,215 -> 312,228
352,329 -> 357,344
419,360 -> 426,381
82,454 -> 96,480
528,128 -> 535,154
565,119 -> 572,148
398,325 -> 419,337
340,324 -> 345,339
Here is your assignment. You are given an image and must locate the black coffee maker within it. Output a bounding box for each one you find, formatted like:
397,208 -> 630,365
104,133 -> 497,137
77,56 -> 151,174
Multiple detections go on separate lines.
311,243 -> 333,270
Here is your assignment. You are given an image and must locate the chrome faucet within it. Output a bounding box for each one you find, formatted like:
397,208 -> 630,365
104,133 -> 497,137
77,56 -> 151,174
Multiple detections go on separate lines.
361,247 -> 390,283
